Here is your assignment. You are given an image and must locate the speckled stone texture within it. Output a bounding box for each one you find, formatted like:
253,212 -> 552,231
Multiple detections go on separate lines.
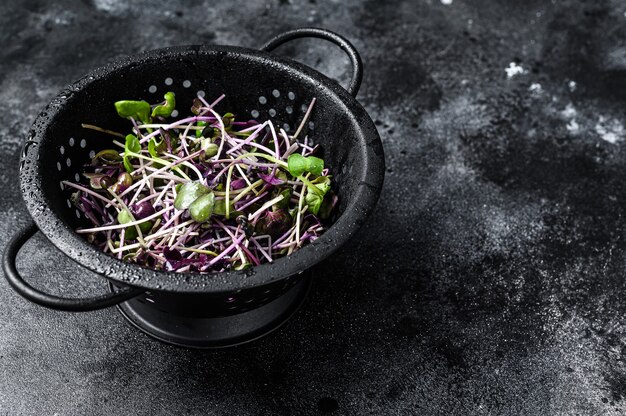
2,0 -> 626,415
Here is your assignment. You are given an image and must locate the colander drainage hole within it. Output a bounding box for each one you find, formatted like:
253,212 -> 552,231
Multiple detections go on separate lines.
259,96 -> 267,104
148,85 -> 157,93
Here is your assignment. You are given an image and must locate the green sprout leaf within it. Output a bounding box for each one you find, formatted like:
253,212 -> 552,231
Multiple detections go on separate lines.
318,190 -> 338,220
191,99 -> 203,115
123,134 -> 140,173
125,134 -> 141,153
151,92 -> 176,118
201,140 -> 218,159
213,199 -> 242,219
125,220 -> 153,240
273,188 -> 292,210
92,149 -> 122,165
148,137 -> 166,158
174,182 -> 210,210
189,193 -> 216,223
287,154 -> 324,177
114,100 -> 151,124
304,176 -> 331,215
222,112 -> 235,129
117,208 -> 133,224
195,120 -> 207,138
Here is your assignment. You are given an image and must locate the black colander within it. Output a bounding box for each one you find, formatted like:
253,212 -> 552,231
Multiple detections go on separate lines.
3,28 -> 384,348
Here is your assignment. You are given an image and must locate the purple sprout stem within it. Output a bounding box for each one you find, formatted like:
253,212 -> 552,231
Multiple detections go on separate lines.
207,234 -> 245,266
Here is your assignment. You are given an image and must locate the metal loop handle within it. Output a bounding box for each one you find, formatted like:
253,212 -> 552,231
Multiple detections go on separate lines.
3,221 -> 144,311
260,27 -> 363,97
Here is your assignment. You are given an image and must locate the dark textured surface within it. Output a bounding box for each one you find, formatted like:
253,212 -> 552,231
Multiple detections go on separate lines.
2,0 -> 626,415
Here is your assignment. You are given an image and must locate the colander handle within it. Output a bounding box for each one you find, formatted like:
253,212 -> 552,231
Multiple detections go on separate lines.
260,27 -> 363,97
3,221 -> 145,312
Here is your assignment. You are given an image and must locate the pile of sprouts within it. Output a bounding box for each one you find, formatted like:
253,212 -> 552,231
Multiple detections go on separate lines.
65,92 -> 336,273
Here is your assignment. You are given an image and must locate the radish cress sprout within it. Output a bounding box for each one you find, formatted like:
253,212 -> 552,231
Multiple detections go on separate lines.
66,92 -> 337,273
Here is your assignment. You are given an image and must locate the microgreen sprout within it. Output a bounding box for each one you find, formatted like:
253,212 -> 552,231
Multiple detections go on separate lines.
69,91 -> 336,273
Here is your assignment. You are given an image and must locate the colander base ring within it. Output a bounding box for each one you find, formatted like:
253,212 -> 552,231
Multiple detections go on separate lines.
110,276 -> 311,349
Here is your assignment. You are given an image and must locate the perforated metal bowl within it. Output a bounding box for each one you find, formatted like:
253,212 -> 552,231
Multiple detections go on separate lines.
3,28 -> 384,348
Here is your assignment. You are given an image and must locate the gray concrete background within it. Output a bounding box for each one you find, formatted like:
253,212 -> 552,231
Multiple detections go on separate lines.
2,0 -> 626,415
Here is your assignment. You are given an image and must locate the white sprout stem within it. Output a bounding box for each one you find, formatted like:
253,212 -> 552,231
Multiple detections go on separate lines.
292,98 -> 316,140
118,229 -> 126,259
138,116 -> 216,144
251,238 -> 273,262
226,122 -> 267,155
144,219 -> 194,242
231,179 -> 265,203
162,152 -> 203,180
295,180 -> 307,244
268,121 -> 280,160
235,163 -> 253,188
76,206 -> 174,233
154,180 -> 174,206
62,181 -> 119,208
111,150 -> 203,204
129,179 -> 146,206
207,234 -> 245,266
248,194 -> 285,222
236,190 -> 268,212
215,220 -> 246,263
280,128 -> 291,153
229,137 -> 277,157
207,93 -> 225,109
